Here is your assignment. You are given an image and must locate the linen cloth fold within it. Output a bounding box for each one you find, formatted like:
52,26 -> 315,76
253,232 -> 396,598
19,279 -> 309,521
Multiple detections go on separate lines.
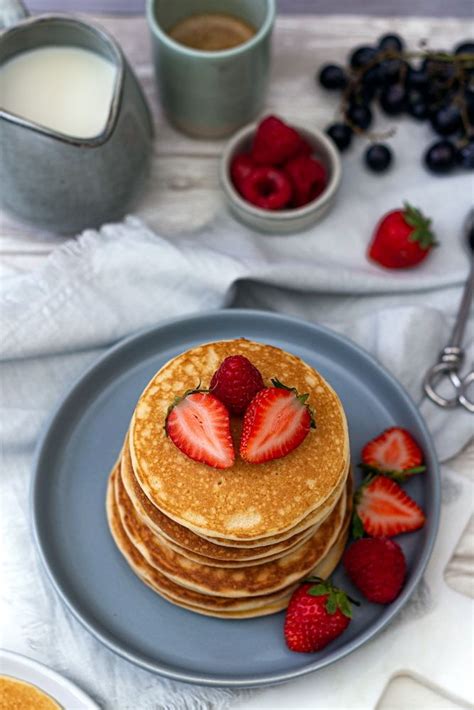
1,170 -> 473,708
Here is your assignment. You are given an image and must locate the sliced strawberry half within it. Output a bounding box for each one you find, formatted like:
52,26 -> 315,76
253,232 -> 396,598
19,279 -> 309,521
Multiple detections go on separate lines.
240,379 -> 315,464
165,391 -> 235,469
353,475 -> 425,539
361,427 -> 425,482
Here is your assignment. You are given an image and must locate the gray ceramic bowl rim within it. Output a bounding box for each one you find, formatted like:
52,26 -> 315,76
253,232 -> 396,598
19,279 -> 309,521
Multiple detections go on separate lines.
146,0 -> 276,60
0,14 -> 125,147
30,309 -> 440,688
220,121 -> 342,223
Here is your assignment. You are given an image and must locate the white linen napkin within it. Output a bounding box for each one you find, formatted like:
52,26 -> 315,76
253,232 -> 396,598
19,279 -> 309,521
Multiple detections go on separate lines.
1,142 -> 473,708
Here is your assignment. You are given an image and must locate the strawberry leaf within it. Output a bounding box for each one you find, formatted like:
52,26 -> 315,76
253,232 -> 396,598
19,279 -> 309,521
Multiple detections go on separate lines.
308,583 -> 329,596
358,462 -> 426,483
337,593 -> 353,619
351,511 -> 365,540
402,202 -> 438,250
326,595 -> 337,615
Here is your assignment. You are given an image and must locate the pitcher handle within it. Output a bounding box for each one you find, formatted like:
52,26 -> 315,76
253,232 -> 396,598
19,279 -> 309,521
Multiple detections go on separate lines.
0,0 -> 29,29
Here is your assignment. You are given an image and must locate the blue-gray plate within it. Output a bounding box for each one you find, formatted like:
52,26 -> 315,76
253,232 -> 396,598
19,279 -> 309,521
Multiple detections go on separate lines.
31,310 -> 440,687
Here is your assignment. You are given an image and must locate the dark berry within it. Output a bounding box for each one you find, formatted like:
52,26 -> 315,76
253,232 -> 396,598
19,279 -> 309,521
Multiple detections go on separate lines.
326,123 -> 353,151
406,67 -> 429,93
318,64 -> 348,90
456,139 -> 474,169
464,89 -> 474,124
423,55 -> 455,83
380,84 -> 406,115
362,65 -> 383,96
378,58 -> 407,85
347,103 -> 373,130
430,104 -> 462,136
365,144 -> 393,172
378,34 -> 404,53
407,95 -> 429,121
350,46 -> 378,69
424,140 -> 456,174
454,41 -> 474,55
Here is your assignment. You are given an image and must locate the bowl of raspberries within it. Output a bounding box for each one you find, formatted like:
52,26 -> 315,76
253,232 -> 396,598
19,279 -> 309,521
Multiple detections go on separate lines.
220,115 -> 341,234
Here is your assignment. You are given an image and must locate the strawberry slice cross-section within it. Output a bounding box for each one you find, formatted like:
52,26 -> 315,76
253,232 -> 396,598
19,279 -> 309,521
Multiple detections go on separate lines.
240,379 -> 315,464
165,391 -> 235,469
353,475 -> 425,538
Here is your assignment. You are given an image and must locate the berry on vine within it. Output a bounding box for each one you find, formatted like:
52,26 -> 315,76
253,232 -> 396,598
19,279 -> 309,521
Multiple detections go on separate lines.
350,45 -> 377,69
380,84 -> 406,115
424,140 -> 456,174
378,33 -> 404,53
326,123 -> 353,151
346,103 -> 373,130
318,64 -> 348,90
365,144 -> 393,173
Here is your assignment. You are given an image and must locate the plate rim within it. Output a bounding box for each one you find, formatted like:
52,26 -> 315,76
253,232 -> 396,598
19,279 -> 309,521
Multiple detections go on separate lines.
0,649 -> 100,709
30,308 -> 441,688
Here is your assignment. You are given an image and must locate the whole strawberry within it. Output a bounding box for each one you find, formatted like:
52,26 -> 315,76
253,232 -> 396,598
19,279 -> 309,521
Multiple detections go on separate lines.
210,355 -> 264,415
344,537 -> 406,604
284,578 -> 356,653
368,202 -> 438,269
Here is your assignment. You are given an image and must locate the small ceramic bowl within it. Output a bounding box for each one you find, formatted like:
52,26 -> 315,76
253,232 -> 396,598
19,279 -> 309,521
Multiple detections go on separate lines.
220,120 -> 342,234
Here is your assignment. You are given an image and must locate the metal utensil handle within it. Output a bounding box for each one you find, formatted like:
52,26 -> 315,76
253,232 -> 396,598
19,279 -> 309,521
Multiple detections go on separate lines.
449,258 -> 474,348
457,370 -> 474,413
423,361 -> 461,408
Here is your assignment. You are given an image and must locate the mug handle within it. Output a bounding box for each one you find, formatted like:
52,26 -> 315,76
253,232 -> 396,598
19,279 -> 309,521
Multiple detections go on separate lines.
0,0 -> 29,29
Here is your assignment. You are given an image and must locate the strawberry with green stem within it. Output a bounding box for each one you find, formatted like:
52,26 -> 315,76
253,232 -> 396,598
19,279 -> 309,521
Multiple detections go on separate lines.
284,577 -> 359,653
368,203 -> 438,269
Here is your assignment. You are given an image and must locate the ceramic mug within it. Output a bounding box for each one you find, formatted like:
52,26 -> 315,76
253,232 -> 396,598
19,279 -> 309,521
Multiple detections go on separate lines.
146,0 -> 275,138
0,1 -> 153,234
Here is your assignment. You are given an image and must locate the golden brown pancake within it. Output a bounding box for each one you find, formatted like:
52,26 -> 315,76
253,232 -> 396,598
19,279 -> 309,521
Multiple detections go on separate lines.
0,676 -> 60,710
117,463 -> 316,568
113,466 -> 347,598
121,440 -> 345,558
130,338 -> 349,541
106,470 -> 352,618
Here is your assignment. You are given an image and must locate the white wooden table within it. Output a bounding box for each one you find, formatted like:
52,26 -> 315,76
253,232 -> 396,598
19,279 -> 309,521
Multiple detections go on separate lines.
1,13 -> 472,709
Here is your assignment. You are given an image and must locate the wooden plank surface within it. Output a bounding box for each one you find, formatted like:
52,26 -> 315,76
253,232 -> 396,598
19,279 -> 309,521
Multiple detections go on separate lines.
0,13 -> 468,266
26,0 -> 474,18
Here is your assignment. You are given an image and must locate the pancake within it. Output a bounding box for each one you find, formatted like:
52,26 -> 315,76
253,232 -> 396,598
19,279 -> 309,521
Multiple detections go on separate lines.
121,440 -> 346,558
106,469 -> 352,618
130,338 -> 349,541
113,465 -> 347,599
117,462 -> 317,568
0,676 -> 60,710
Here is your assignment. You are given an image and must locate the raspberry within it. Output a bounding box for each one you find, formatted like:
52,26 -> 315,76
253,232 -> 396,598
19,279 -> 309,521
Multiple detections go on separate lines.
230,153 -> 254,193
343,537 -> 406,604
252,116 -> 306,166
210,356 -> 264,415
284,155 -> 327,207
240,167 -> 292,210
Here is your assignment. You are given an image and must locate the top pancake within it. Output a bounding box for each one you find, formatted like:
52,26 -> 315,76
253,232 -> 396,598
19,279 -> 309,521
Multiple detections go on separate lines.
130,339 -> 349,540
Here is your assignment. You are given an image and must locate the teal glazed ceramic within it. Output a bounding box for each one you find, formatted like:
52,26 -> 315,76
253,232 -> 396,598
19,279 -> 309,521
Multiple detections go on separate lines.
147,0 -> 275,138
0,3 -> 153,234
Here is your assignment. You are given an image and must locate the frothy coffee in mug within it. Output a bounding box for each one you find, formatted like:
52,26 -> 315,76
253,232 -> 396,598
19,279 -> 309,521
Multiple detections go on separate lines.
0,46 -> 116,138
168,13 -> 256,51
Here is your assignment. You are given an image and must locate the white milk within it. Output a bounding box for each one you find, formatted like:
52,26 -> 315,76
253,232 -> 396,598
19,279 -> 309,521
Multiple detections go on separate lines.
0,46 -> 117,139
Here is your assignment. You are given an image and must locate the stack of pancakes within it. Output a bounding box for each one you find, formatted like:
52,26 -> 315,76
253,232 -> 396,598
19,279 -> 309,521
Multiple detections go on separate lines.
107,339 -> 351,618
